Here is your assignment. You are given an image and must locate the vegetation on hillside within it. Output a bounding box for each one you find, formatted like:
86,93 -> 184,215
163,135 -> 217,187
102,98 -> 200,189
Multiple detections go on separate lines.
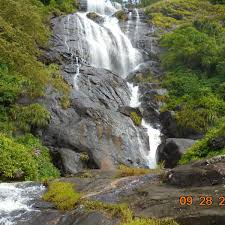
0,0 -> 77,181
142,0 -> 225,162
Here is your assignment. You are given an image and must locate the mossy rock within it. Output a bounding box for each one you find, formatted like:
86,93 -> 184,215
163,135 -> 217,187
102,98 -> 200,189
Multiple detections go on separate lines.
86,12 -> 104,24
130,112 -> 142,126
113,10 -> 128,21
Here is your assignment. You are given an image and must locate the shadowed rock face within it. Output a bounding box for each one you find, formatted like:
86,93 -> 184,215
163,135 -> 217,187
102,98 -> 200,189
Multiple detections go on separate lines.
156,138 -> 196,168
38,12 -> 152,171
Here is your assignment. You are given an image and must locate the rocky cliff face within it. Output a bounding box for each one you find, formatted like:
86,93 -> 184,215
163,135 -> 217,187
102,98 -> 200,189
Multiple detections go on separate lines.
38,9 -> 157,172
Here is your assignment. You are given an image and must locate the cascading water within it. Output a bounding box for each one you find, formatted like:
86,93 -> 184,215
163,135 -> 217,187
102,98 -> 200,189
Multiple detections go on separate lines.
0,183 -> 45,225
127,83 -> 161,168
70,0 -> 142,77
127,8 -> 161,168
73,1 -> 161,168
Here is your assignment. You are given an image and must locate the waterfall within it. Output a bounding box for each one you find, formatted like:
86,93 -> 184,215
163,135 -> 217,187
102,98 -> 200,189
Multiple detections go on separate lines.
87,0 -> 116,15
74,56 -> 80,90
69,0 -> 142,77
0,183 -> 45,225
63,2 -> 161,167
128,84 -> 161,168
127,8 -> 161,168
134,8 -> 140,46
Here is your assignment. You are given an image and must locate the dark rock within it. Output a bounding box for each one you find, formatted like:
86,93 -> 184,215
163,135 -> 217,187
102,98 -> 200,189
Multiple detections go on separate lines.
159,110 -> 203,139
208,136 -> 225,150
119,106 -> 142,118
86,12 -> 104,24
156,138 -> 196,168
164,155 -> 225,187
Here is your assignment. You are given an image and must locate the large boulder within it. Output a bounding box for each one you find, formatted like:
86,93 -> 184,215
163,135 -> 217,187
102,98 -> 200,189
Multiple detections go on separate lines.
164,155 -> 225,187
58,148 -> 87,175
156,138 -> 196,168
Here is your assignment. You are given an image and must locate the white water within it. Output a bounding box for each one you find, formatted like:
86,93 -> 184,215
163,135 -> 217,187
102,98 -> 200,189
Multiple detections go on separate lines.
128,84 -> 161,168
74,56 -> 80,90
71,0 -> 142,77
87,0 -> 116,15
0,183 -> 45,225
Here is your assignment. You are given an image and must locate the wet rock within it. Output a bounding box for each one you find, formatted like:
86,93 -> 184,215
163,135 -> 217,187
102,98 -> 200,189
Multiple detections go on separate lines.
86,12 -> 104,24
156,138 -> 196,168
208,136 -> 225,150
113,10 -> 128,21
164,155 -> 225,187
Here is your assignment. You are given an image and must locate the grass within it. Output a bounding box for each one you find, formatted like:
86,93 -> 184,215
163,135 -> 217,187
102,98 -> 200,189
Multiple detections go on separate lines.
130,112 -> 142,126
42,181 -> 81,210
43,181 -> 179,224
122,218 -> 179,225
84,201 -> 133,222
116,165 -> 162,178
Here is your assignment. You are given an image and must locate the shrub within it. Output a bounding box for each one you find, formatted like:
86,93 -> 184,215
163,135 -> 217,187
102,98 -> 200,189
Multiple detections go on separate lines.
180,118 -> 225,164
10,104 -> 50,132
130,112 -> 142,126
0,133 -> 59,181
42,181 -> 81,210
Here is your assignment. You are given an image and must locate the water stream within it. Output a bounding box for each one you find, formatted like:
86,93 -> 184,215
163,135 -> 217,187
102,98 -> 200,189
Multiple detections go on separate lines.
0,183 -> 45,225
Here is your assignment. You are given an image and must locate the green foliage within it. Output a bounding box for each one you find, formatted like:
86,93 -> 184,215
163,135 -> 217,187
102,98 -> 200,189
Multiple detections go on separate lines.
10,104 -> 50,132
160,19 -> 225,131
143,0 -> 225,162
139,0 -> 160,7
130,112 -> 142,126
0,0 -> 76,181
210,0 -> 225,4
42,181 -> 81,210
42,0 -> 78,15
0,65 -> 24,105
180,118 -> 225,164
161,25 -> 225,74
0,133 -> 59,181
114,10 -> 128,21
144,0 -> 225,29
162,70 -> 225,131
84,201 -> 133,223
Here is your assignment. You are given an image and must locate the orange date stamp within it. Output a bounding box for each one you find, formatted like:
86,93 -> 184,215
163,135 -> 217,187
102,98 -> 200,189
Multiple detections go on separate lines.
179,196 -> 225,206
